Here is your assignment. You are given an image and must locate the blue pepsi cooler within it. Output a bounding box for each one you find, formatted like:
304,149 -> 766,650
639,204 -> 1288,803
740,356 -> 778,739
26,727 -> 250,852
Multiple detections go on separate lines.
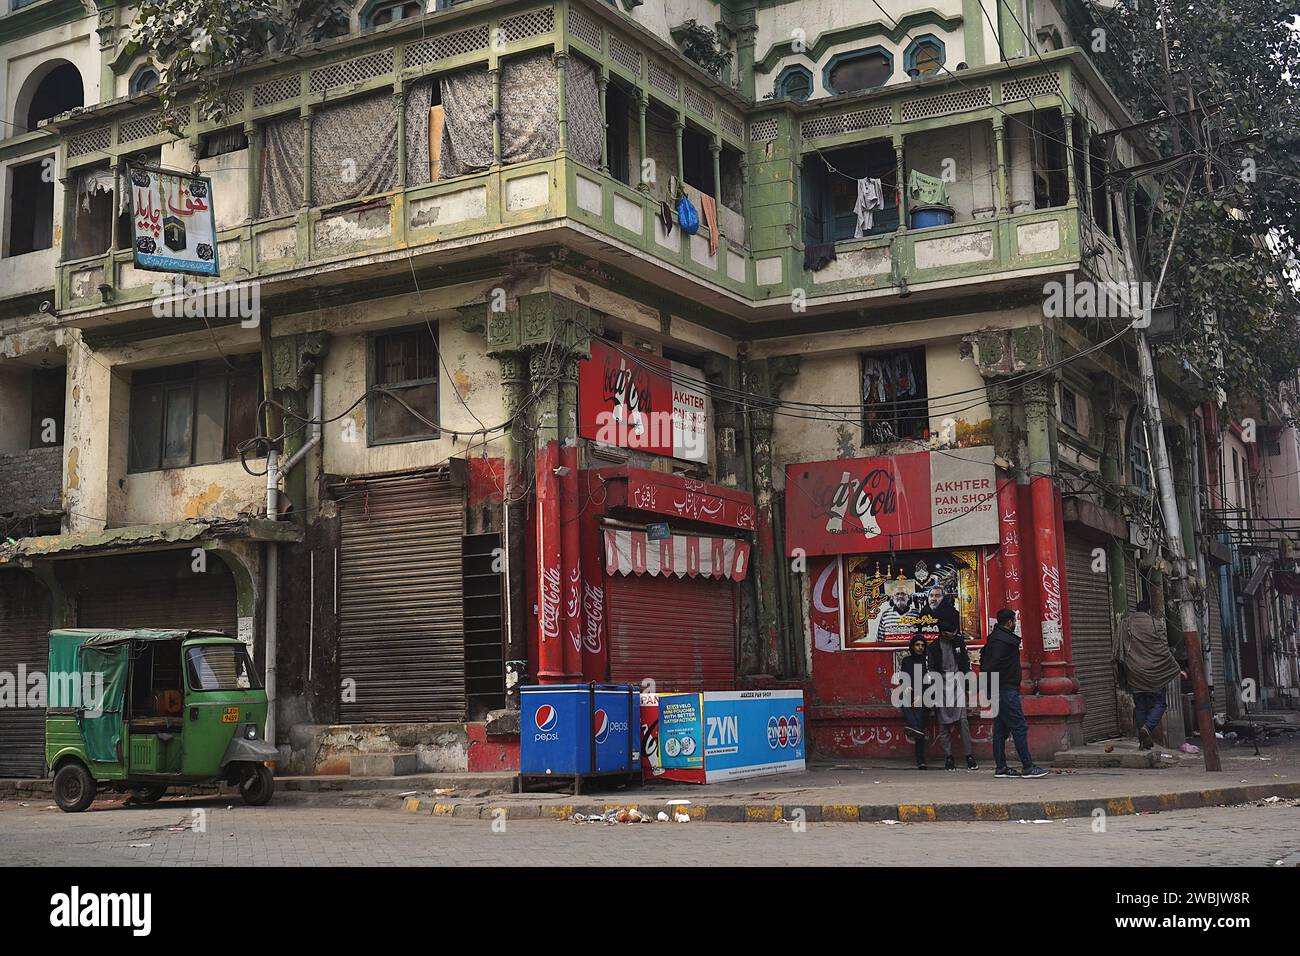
519,683 -> 639,793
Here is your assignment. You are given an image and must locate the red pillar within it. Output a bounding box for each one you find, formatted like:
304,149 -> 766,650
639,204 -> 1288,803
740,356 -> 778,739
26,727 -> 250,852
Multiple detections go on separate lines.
535,440 -> 564,683
559,441 -> 584,681
1031,472 -> 1076,695
996,477 -> 1026,622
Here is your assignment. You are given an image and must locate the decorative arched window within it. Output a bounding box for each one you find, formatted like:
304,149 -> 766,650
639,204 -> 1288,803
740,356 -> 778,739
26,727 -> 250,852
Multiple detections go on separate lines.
1128,410 -> 1152,494
824,47 -> 893,95
904,35 -> 945,77
775,64 -> 813,102
17,61 -> 83,132
362,0 -> 424,27
130,66 -> 160,96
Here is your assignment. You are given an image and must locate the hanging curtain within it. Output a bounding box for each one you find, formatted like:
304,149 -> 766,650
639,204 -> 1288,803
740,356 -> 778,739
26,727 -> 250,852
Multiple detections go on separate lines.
500,51 -> 558,165
439,66 -> 493,178
309,91 -> 398,206
259,114 -> 304,219
404,78 -> 435,186
567,56 -> 603,170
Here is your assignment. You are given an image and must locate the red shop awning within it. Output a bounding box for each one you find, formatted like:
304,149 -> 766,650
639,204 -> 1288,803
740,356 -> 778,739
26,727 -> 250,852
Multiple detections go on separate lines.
598,467 -> 757,532
604,528 -> 750,582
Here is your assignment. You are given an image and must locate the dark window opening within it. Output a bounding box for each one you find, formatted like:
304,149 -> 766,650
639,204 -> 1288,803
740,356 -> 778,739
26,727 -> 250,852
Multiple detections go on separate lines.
365,0 -> 422,26
1133,187 -> 1151,261
200,128 -> 249,159
1031,110 -> 1068,209
801,140 -> 898,245
682,125 -> 714,195
720,144 -> 743,216
5,156 -> 54,257
68,166 -> 114,260
1088,135 -> 1109,234
128,357 -> 263,472
24,62 -> 83,132
29,366 -> 65,448
1128,410 -> 1151,494
1059,384 -> 1078,431
605,80 -> 633,185
861,347 -> 927,445
1071,115 -> 1089,217
369,325 -> 439,445
776,65 -> 813,101
130,67 -> 160,96
827,49 -> 892,94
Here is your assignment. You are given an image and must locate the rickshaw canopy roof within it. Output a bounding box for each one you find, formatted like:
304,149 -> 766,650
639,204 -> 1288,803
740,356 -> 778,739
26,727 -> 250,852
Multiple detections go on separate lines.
50,628 -> 232,648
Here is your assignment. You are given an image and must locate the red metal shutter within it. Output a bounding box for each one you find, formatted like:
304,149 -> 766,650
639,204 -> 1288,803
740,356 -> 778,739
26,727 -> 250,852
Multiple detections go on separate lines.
336,472 -> 466,723
605,571 -> 736,692
0,572 -> 52,777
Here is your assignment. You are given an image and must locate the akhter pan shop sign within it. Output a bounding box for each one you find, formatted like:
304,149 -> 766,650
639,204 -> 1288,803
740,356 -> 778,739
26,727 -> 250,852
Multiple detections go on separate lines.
784,446 -> 998,557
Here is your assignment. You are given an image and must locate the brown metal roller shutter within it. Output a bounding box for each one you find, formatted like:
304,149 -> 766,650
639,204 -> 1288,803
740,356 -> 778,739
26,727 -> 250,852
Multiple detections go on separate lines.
0,572 -> 52,777
605,572 -> 736,692
77,559 -> 238,635
336,473 -> 465,722
1206,574 -> 1226,713
1066,535 -> 1119,740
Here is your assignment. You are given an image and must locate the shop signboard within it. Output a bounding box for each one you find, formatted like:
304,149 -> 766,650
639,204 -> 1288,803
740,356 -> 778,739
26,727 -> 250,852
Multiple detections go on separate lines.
784,446 -> 998,557
128,165 -> 219,276
578,339 -> 711,463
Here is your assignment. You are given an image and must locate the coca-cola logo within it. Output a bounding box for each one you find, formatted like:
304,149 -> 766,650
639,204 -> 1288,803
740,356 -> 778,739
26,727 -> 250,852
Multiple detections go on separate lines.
540,566 -> 561,640
582,583 -> 604,653
603,358 -> 653,436
812,468 -> 896,535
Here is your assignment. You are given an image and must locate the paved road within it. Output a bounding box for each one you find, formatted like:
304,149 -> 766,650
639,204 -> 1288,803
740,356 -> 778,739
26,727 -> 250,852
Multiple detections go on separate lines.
1,797 -> 1296,866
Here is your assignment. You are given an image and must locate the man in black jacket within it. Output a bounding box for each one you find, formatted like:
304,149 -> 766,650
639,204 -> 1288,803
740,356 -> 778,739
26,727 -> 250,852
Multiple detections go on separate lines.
927,623 -> 977,770
982,608 -> 1048,778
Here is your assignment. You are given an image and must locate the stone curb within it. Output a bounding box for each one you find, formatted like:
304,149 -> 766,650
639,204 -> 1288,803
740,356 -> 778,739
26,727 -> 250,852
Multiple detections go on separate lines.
399,781 -> 1300,824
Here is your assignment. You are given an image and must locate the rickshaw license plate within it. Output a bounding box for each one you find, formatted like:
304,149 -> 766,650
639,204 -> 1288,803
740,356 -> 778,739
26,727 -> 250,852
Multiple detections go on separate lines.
221,707 -> 240,723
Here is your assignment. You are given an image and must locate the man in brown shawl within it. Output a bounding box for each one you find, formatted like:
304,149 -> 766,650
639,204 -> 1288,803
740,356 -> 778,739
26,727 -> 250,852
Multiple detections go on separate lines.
1115,598 -> 1186,749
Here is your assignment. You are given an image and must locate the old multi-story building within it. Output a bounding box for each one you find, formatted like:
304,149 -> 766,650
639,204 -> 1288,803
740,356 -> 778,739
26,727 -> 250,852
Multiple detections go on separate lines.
2,0 -> 1275,777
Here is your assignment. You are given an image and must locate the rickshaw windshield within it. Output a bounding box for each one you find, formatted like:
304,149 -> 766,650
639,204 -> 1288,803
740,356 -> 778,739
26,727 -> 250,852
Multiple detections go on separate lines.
185,644 -> 261,692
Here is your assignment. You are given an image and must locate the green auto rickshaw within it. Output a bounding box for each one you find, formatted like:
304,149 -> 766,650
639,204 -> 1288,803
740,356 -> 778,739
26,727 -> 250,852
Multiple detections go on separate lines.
45,629 -> 278,813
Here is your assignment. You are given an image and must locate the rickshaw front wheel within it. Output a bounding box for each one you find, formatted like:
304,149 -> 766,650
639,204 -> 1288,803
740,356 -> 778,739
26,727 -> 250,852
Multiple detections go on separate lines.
239,765 -> 275,806
53,762 -> 97,813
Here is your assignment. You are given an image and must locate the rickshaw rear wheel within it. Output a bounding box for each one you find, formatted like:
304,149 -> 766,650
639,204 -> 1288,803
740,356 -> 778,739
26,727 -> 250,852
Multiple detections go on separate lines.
53,762 -> 96,813
239,765 -> 275,806
129,785 -> 167,804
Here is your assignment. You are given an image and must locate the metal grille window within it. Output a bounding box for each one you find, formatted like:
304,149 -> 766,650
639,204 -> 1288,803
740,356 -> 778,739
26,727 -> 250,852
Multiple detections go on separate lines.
1059,384 -> 1078,431
826,48 -> 893,94
369,325 -> 439,444
861,347 -> 927,445
776,64 -> 813,102
128,357 -> 262,472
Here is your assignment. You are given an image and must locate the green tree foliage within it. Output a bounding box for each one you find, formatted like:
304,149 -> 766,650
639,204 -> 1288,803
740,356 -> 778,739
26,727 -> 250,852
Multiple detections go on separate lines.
128,0 -> 349,131
1085,0 -> 1300,406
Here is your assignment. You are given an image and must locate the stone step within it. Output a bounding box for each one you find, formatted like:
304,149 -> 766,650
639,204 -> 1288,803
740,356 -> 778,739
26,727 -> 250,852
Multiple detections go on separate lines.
348,752 -> 421,777
280,772 -> 518,794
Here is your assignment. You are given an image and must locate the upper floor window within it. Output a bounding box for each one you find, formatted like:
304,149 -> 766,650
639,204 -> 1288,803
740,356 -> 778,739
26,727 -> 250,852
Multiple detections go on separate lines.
825,47 -> 893,95
362,0 -> 423,26
904,36 -> 945,77
776,64 -> 813,102
861,347 -> 927,445
368,325 -> 438,445
1128,410 -> 1151,495
3,155 -> 54,257
130,66 -> 160,96
16,60 -> 83,133
128,358 -> 262,472
1059,384 -> 1078,431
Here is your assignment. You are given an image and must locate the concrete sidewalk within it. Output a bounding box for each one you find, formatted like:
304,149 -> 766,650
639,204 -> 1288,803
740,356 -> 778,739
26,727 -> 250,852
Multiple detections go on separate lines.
399,737 -> 1300,824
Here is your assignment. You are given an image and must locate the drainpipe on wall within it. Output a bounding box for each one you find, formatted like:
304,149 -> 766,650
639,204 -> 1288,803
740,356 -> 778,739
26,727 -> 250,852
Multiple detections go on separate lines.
264,448 -> 279,750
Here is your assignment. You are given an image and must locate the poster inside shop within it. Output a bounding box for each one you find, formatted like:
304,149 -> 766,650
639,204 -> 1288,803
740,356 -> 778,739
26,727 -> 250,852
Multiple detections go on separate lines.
578,338 -> 711,464
843,549 -> 984,649
128,165 -> 219,276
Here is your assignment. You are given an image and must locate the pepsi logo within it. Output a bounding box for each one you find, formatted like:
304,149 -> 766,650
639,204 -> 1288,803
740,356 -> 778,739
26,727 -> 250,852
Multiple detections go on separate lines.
534,704 -> 557,732
593,709 -> 609,743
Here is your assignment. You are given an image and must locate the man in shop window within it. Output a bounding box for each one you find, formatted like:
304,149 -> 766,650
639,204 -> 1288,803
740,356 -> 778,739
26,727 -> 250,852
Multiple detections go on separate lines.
982,608 -> 1050,778
1115,598 -> 1186,749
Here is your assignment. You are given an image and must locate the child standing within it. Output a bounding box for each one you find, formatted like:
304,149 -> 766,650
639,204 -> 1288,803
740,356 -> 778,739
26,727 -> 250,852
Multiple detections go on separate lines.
900,635 -> 930,769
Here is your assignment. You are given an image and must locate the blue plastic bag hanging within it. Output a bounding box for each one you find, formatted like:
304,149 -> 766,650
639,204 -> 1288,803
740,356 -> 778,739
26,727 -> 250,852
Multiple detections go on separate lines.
676,194 -> 700,235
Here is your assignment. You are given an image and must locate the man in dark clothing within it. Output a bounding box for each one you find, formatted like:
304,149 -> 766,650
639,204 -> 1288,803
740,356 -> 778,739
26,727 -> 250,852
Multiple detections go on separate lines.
982,608 -> 1048,778
898,635 -> 930,769
1116,598 -> 1186,749
927,623 -> 977,770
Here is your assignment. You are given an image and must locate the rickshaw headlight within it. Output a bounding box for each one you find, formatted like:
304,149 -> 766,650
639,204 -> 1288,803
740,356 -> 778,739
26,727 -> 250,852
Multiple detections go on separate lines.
245,724 -> 258,740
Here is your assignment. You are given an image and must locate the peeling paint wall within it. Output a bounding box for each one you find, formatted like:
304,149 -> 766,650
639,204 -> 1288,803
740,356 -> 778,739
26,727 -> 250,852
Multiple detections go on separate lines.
122,463 -> 266,526
322,312 -> 505,477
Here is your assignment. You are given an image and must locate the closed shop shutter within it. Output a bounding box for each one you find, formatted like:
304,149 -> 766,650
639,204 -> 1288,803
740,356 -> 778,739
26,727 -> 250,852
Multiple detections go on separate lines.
1065,534 -> 1120,741
0,572 -> 52,777
336,472 -> 465,723
606,571 -> 736,692
77,556 -> 238,635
